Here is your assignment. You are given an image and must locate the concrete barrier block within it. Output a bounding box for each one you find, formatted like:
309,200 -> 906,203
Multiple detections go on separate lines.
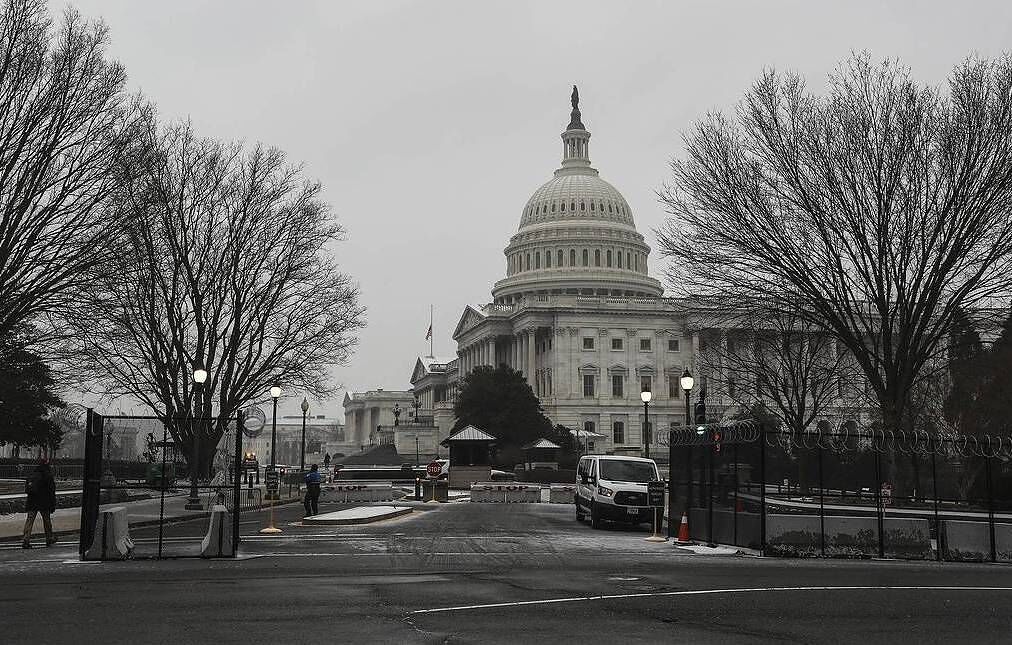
506,484 -> 541,503
764,513 -> 931,558
549,484 -> 576,504
201,504 -> 234,558
469,483 -> 501,503
85,506 -> 134,560
326,483 -> 394,503
942,520 -> 991,561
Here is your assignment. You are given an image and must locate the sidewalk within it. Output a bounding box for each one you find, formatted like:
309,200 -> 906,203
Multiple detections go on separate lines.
0,488 -> 302,542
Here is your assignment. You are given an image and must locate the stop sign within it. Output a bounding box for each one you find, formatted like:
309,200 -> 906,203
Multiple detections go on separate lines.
426,461 -> 442,479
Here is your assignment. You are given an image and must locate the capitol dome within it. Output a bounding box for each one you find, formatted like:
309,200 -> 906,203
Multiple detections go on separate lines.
492,87 -> 664,303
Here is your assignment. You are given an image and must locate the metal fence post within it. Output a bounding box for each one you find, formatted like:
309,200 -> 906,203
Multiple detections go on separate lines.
818,443 -> 825,557
930,435 -> 941,561
986,456 -> 996,563
874,447 -> 884,559
733,443 -> 739,547
707,440 -> 715,547
667,431 -> 676,538
233,411 -> 244,556
759,427 -> 766,556
158,425 -> 167,559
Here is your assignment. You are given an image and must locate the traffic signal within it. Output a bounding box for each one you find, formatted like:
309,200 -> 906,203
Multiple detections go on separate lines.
712,429 -> 722,454
694,400 -> 707,425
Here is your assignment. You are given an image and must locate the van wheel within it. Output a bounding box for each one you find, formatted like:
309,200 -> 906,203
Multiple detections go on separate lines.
590,501 -> 602,529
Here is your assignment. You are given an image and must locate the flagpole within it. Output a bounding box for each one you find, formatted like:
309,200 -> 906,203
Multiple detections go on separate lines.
429,304 -> 434,358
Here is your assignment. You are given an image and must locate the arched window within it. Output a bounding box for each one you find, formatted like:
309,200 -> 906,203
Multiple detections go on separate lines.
570,249 -> 577,266
582,249 -> 589,266
634,254 -> 639,271
581,201 -> 586,211
551,202 -> 556,212
535,252 -> 541,269
626,252 -> 631,269
570,201 -> 575,211
595,249 -> 601,266
526,253 -> 531,270
590,202 -> 595,211
606,250 -> 612,267
545,251 -> 551,268
617,252 -> 623,268
561,201 -> 566,212
557,249 -> 564,266
608,203 -> 613,213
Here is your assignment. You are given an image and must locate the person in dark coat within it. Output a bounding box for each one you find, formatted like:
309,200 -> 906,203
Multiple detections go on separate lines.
23,460 -> 57,548
303,464 -> 322,517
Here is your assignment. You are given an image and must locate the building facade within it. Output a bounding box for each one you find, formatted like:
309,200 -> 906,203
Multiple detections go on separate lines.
342,389 -> 415,450
447,87 -> 692,456
400,87 -> 870,459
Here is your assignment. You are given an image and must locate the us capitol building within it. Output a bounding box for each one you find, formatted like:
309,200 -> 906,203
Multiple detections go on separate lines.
396,87 -> 704,458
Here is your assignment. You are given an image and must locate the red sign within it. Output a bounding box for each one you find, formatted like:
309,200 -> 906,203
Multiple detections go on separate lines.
426,461 -> 442,479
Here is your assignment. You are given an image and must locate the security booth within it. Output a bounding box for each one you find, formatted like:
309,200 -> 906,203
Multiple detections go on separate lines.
521,438 -> 561,471
441,425 -> 496,488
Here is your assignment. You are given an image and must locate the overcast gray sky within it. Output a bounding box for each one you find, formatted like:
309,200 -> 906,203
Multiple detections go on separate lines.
65,0 -> 1012,419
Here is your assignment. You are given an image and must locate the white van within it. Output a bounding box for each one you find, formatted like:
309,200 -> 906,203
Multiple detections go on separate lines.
575,455 -> 660,529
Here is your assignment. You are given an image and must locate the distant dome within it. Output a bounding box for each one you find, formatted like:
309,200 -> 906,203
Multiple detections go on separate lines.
492,87 -> 663,303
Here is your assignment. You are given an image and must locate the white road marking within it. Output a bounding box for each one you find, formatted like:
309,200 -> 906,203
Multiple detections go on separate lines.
410,586 -> 1012,614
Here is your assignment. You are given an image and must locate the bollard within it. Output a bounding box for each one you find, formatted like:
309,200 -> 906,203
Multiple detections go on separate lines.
415,478 -> 421,501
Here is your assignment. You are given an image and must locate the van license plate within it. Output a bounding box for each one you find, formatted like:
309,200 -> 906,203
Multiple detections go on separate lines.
626,507 -> 639,515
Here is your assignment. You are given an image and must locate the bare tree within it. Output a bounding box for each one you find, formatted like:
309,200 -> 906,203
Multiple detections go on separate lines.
73,122 -> 365,473
659,53 -> 1012,434
0,0 -> 140,346
698,307 -> 863,436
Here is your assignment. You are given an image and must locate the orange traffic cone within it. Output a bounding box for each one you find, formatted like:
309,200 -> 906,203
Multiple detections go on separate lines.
676,512 -> 692,545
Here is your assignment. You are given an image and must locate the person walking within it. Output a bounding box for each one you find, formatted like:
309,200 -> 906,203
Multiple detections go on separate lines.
23,460 -> 57,549
303,464 -> 322,517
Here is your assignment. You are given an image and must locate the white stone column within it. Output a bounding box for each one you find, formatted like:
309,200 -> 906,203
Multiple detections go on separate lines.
526,329 -> 536,389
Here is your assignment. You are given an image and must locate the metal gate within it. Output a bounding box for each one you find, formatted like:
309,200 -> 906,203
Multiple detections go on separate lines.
78,409 -> 248,559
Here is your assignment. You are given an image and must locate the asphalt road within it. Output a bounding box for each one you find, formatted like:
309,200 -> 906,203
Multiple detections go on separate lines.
1,500 -> 1011,644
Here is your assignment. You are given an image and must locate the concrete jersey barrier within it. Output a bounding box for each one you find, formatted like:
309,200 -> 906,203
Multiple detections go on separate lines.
85,506 -> 134,560
200,504 -> 234,558
469,482 -> 542,503
323,482 -> 395,503
549,484 -> 577,504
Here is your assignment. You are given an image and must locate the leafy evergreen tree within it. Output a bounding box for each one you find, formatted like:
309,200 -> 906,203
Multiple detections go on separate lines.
452,365 -> 553,454
0,334 -> 64,453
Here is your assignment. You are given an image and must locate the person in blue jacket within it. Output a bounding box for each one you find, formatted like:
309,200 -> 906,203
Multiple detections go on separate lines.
303,464 -> 322,517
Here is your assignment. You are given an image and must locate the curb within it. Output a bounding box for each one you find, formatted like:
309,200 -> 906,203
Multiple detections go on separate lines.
302,506 -> 413,526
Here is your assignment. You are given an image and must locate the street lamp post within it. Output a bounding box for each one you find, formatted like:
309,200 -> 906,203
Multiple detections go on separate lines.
641,387 -> 652,459
185,364 -> 208,510
300,397 -> 309,473
680,369 -> 694,427
269,385 -> 281,467
411,396 -> 421,424
415,435 -> 419,466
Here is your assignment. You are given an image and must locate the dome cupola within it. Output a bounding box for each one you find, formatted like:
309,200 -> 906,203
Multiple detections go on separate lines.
492,87 -> 663,303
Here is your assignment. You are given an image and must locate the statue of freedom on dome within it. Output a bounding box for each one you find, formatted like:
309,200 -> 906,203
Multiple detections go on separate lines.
568,85 -> 584,130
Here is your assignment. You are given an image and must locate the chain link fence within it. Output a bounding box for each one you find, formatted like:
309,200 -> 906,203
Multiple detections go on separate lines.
668,422 -> 1012,562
